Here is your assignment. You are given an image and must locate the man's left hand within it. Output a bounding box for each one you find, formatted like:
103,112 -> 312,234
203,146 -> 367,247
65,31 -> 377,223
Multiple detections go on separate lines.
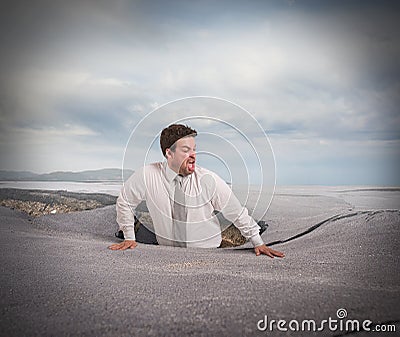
254,245 -> 285,258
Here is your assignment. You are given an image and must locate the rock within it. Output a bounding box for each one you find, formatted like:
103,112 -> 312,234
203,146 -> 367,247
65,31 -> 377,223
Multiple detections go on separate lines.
0,189 -> 116,217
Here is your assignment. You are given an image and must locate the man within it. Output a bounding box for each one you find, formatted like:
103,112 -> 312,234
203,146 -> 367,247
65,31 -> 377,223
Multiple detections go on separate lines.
109,124 -> 284,258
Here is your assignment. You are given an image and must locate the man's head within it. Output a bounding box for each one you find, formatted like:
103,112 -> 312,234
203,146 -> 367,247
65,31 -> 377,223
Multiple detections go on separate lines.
160,124 -> 197,176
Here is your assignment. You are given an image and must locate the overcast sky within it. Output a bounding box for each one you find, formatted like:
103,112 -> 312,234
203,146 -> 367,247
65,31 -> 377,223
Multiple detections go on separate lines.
0,0 -> 399,185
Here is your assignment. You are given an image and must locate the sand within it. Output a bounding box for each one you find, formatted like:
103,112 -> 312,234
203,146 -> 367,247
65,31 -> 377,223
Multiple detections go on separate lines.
0,186 -> 399,336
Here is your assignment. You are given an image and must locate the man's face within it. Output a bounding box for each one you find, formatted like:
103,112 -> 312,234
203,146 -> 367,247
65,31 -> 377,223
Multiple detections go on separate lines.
166,136 -> 196,176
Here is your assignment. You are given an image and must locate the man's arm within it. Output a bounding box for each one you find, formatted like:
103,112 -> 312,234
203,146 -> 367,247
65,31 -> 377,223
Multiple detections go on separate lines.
211,173 -> 284,258
108,168 -> 146,251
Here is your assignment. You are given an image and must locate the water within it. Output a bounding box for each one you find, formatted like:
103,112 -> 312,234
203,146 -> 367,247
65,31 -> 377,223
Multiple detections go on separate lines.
0,181 -> 123,196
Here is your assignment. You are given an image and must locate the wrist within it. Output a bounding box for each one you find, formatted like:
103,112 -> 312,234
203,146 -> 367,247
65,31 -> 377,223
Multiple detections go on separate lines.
122,226 -> 135,241
250,234 -> 264,247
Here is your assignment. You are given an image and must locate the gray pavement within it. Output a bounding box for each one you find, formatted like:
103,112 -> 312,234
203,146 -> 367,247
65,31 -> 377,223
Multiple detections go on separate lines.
1,188 -> 400,336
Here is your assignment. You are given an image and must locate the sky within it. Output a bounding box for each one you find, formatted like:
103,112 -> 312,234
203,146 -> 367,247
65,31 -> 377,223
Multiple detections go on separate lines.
0,0 -> 399,185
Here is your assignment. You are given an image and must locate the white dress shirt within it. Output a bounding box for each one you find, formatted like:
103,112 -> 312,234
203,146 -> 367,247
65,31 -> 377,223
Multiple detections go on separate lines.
116,161 -> 264,248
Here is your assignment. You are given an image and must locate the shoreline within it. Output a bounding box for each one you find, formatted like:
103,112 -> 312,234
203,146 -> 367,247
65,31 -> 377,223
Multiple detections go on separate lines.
0,188 -> 117,217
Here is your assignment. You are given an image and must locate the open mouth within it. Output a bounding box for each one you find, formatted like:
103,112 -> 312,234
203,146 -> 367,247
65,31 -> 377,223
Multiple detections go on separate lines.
187,159 -> 195,171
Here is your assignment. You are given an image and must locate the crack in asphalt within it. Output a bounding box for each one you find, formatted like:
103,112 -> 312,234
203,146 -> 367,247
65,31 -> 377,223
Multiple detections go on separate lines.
265,209 -> 399,247
234,209 -> 399,250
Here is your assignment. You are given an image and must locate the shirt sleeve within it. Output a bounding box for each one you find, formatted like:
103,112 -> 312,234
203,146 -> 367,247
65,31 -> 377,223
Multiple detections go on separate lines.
211,173 -> 265,247
116,167 -> 147,241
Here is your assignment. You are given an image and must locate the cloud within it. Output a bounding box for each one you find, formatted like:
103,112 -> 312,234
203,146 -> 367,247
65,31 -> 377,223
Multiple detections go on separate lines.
0,0 -> 399,184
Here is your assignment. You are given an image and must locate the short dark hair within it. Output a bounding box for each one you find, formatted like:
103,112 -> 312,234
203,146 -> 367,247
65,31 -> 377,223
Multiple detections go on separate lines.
160,124 -> 197,157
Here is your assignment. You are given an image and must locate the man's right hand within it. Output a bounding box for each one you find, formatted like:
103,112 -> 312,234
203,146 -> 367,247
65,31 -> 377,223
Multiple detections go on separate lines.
108,240 -> 138,251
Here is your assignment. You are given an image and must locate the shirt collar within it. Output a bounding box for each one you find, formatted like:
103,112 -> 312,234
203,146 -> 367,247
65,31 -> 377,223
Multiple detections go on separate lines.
164,161 -> 179,183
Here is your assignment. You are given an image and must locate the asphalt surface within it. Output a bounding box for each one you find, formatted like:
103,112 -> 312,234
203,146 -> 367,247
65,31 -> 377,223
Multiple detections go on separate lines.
1,188 -> 400,337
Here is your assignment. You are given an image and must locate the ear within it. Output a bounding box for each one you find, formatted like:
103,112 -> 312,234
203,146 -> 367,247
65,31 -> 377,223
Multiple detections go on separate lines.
166,148 -> 172,159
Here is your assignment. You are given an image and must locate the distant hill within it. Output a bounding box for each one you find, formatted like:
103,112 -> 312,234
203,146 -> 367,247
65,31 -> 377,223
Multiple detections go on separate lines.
0,168 -> 134,182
